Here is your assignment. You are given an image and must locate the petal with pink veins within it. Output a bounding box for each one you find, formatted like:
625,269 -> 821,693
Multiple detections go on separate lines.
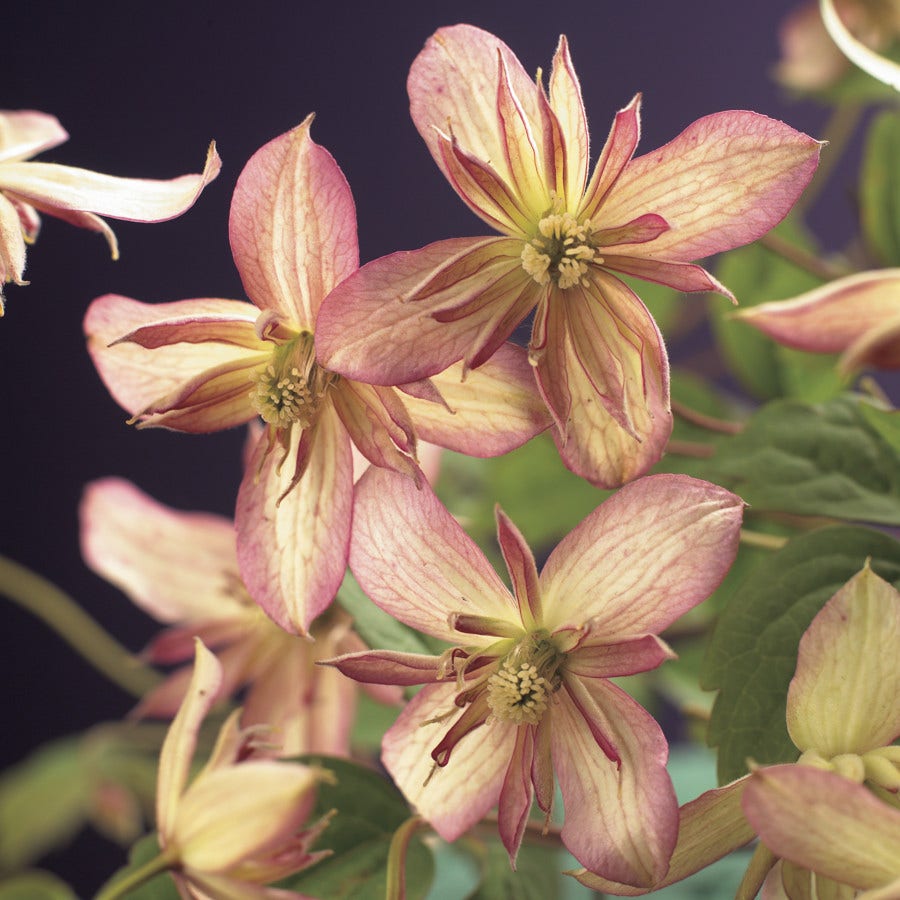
539,473 -> 743,635
322,649 -> 443,686
496,506 -> 542,627
236,404 -> 353,636
600,111 -> 821,262
350,467 -> 518,641
565,634 -> 675,679
552,676 -> 677,886
0,110 -> 69,163
498,726 -> 535,866
229,115 -> 358,329
548,35 -> 589,209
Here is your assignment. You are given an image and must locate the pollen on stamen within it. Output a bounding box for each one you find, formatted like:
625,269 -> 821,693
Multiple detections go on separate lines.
521,211 -> 596,289
486,659 -> 550,725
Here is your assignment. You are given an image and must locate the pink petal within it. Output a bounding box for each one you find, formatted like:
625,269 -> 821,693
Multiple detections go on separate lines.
498,726 -> 535,867
236,405 -> 353,636
315,236 -> 527,384
495,507 -> 542,627
602,254 -> 736,301
592,213 -> 670,248
566,634 -> 675,679
84,294 -> 262,419
321,648 -> 442,686
575,775 -> 754,895
533,272 -> 672,487
743,765 -> 900,891
349,467 -> 518,642
787,564 -> 900,757
738,268 -> 900,360
548,36 -> 589,208
157,640 -> 223,843
229,115 -> 358,329
551,676 -> 677,886
600,111 -> 821,262
404,343 -> 551,457
0,110 -> 69,163
80,478 -> 242,624
408,25 -> 544,202
540,473 -> 743,635
382,681 -> 516,841
1,141 -> 220,222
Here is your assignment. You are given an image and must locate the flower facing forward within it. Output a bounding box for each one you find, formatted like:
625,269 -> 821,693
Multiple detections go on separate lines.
0,109 -> 220,312
80,477 -> 400,756
151,640 -> 328,899
316,24 -> 821,487
85,116 -> 549,635
324,468 -> 743,886
737,268 -> 900,374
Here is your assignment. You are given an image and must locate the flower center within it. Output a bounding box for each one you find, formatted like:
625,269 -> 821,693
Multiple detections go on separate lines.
486,631 -> 564,725
250,334 -> 334,429
520,212 -> 597,290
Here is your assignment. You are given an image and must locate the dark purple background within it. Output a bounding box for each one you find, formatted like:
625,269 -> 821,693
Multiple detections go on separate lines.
1,1 -> 850,892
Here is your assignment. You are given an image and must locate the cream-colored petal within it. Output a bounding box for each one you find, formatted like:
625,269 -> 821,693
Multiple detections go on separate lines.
0,110 -> 68,163
821,0 -> 900,91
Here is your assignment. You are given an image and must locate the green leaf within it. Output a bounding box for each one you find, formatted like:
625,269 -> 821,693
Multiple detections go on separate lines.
467,841 -> 559,900
620,275 -> 684,337
284,756 -> 434,899
703,525 -> 900,783
707,394 -> 900,524
861,110 -> 900,265
97,834 -> 178,900
709,225 -> 846,401
0,872 -> 77,900
858,396 -> 900,452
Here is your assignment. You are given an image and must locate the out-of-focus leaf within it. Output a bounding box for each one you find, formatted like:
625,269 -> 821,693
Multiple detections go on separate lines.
707,394 -> 900,524
467,841 -> 559,900
284,755 -> 434,900
0,872 -> 77,900
620,275 -> 685,337
96,834 -> 178,900
703,525 -> 900,783
862,110 -> 900,265
858,396 -> 900,451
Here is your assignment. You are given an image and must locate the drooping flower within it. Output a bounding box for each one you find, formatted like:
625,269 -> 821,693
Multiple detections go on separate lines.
153,639 -> 329,899
80,477 -> 399,756
743,765 -> 900,899
737,268 -> 900,373
323,468 -> 743,886
0,109 -> 220,312
820,0 -> 900,92
315,24 -> 821,488
579,561 -> 900,895
84,116 -> 549,636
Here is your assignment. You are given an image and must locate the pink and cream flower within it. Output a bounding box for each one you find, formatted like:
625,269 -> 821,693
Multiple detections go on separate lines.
84,116 -> 549,636
315,24 -> 821,488
324,468 -> 744,887
80,477 -> 399,757
0,109 -> 220,311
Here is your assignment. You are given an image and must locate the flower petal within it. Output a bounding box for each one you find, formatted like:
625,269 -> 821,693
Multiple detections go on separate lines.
821,0 -> 900,91
574,775 -> 754,895
787,564 -> 900,757
382,681 -> 516,841
552,676 -> 677,886
600,111 -> 821,262
743,765 -> 900,891
533,271 -> 672,487
498,726 -> 535,867
548,35 -> 589,209
404,344 -> 551,457
157,639 -> 223,843
0,110 -> 68,163
79,478 -> 241,624
1,141 -> 220,221
229,115 -> 358,329
316,236 -> 526,384
540,473 -> 743,635
566,634 -> 675,679
236,405 -> 353,636
321,649 -> 442,686
350,466 -> 517,641
495,506 -> 542,627
0,192 -> 27,306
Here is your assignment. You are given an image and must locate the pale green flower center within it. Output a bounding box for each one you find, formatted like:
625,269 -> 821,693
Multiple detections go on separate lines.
798,745 -> 900,794
250,334 -> 334,429
521,212 -> 598,290
486,631 -> 564,725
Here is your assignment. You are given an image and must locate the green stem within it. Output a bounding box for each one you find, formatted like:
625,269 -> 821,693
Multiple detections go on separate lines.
386,815 -> 425,900
758,231 -> 851,282
94,848 -> 178,900
734,841 -> 777,900
0,555 -> 162,698
671,399 -> 744,435
740,529 -> 789,551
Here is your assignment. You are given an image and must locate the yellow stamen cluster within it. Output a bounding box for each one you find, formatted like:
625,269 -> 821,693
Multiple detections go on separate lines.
521,212 -> 596,290
250,335 -> 333,429
797,745 -> 900,793
486,632 -> 564,725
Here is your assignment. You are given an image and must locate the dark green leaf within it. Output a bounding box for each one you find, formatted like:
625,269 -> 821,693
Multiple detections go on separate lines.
467,841 -> 559,900
861,110 -> 900,265
0,872 -> 77,900
703,526 -> 900,783
858,397 -> 900,452
707,395 -> 900,524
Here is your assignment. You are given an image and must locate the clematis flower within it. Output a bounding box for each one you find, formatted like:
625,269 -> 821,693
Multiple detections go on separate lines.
743,765 -> 900,899
315,24 -> 821,488
323,468 -> 744,886
738,268 -> 900,374
579,561 -> 900,895
820,0 -> 900,92
84,116 -> 549,636
80,477 -> 399,756
152,639 -> 329,899
0,109 -> 220,312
